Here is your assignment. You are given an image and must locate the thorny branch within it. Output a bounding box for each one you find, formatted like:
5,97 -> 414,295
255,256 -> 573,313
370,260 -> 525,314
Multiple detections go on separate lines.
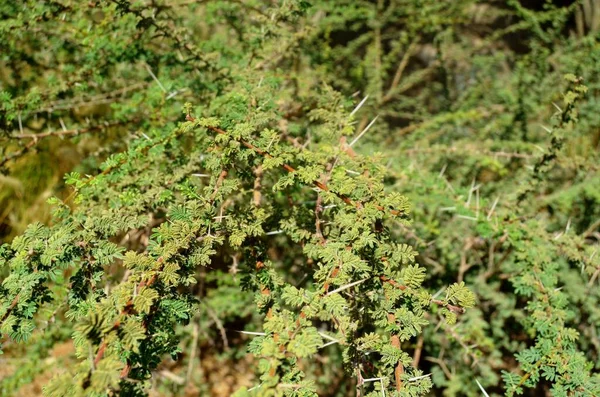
0,119 -> 135,169
186,114 -> 409,219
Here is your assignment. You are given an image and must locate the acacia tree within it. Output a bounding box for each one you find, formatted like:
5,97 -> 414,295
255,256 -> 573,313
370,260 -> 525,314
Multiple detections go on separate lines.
0,38 -> 475,397
1,1 -> 600,397
0,1 -> 476,396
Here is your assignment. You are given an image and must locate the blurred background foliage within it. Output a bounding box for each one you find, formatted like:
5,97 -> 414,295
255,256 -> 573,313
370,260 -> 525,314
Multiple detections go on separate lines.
1,0 -> 600,396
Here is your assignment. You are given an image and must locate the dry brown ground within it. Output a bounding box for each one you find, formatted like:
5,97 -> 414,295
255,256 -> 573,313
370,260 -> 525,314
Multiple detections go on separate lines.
1,341 -> 256,397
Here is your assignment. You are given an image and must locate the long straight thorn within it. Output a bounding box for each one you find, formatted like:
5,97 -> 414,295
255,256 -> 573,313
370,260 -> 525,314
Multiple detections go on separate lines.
237,331 -> 266,336
475,379 -> 490,397
18,112 -> 23,134
465,177 -> 476,207
349,95 -> 369,117
552,102 -> 563,113
145,64 -> 167,93
350,115 -> 379,147
487,196 -> 499,220
326,278 -> 368,296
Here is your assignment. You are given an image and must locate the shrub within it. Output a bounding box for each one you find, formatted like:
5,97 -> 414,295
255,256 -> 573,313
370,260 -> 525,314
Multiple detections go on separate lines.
1,1 -> 599,396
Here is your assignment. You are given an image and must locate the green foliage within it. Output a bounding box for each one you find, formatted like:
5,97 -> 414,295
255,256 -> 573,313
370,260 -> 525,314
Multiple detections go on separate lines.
1,1 -> 600,397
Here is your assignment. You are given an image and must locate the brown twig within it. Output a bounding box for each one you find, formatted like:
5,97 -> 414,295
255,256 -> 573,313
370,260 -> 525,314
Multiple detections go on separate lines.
412,335 -> 424,368
91,256 -> 165,369
379,275 -> 407,291
430,299 -> 465,315
482,233 -> 509,280
0,139 -> 38,169
323,266 -> 341,293
587,266 -> 600,287
0,295 -> 21,325
202,302 -> 229,350
516,359 -> 543,389
315,158 -> 337,243
443,322 -> 480,367
387,313 -> 404,391
210,169 -> 228,201
425,356 -> 452,379
315,192 -> 325,243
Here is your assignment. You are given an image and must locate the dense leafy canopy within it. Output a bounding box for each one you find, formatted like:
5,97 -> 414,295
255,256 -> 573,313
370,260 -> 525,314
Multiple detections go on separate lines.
1,1 -> 599,396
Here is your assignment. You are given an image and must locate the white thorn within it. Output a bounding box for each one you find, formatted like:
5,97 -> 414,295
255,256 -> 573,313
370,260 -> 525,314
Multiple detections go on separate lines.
266,135 -> 277,150
166,90 -> 179,100
248,383 -> 263,392
440,207 -> 456,212
349,115 -> 379,147
349,95 -> 369,117
265,230 -> 283,235
326,278 -> 368,296
552,102 -> 563,113
432,287 -> 445,299
362,377 -> 385,383
145,64 -> 167,93
443,178 -> 455,193
319,340 -> 339,348
438,163 -> 448,178
238,331 -> 266,336
408,373 -> 432,381
475,379 -> 489,397
465,178 -> 476,207
554,232 -> 563,240
318,332 -> 339,342
487,196 -> 500,220
457,215 -> 478,221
